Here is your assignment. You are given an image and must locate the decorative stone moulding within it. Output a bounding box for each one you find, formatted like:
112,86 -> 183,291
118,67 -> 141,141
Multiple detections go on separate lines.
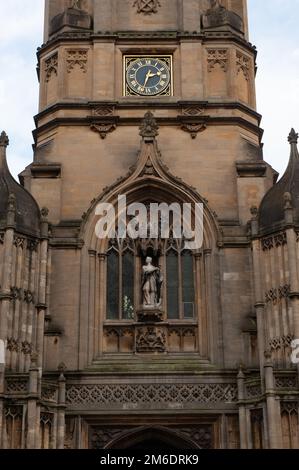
137,308 -> 164,323
133,0 -> 161,15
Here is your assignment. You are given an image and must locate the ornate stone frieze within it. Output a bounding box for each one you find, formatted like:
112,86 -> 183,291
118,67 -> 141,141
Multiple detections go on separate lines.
265,284 -> 290,304
6,379 -> 27,394
5,406 -> 23,418
90,428 -> 125,450
40,412 -> 54,425
41,385 -> 57,402
246,383 -> 262,399
45,53 -> 58,82
13,236 -> 25,249
274,232 -> 287,247
269,334 -> 294,351
90,425 -> 213,450
262,232 -> 287,251
21,341 -> 33,355
6,337 -> 20,353
133,0 -> 161,15
207,49 -> 228,72
66,50 -> 88,73
275,376 -> 297,390
66,383 -> 238,407
179,426 -> 213,449
10,286 -> 23,301
181,106 -> 205,117
92,105 -> 115,117
280,402 -> 298,415
24,290 -> 35,304
6,337 -> 34,355
27,239 -> 39,252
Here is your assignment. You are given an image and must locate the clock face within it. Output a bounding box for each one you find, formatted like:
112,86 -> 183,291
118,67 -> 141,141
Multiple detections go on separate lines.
125,57 -> 171,97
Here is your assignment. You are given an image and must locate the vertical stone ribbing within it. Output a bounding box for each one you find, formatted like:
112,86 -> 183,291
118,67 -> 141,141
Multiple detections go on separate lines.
237,366 -> 248,449
264,352 -> 283,448
57,368 -> 66,449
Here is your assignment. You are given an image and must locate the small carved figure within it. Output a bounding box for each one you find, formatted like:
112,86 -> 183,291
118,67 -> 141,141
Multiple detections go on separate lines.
142,257 -> 163,307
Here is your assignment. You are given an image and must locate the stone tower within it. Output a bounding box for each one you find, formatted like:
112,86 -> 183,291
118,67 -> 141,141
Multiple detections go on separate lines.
0,0 -> 298,449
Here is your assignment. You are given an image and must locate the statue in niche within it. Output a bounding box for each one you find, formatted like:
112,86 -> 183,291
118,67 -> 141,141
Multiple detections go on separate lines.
142,257 -> 163,308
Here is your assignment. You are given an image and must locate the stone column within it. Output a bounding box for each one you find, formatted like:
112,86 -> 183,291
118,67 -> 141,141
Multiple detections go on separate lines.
26,354 -> 39,448
36,208 -> 49,370
0,194 -> 16,345
57,364 -> 66,449
284,193 -> 299,377
237,366 -> 248,449
264,351 -> 283,448
98,254 -> 106,356
250,208 -> 265,377
0,359 -> 4,448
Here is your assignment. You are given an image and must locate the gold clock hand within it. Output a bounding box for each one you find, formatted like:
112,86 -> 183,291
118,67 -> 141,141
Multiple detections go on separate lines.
144,70 -> 151,87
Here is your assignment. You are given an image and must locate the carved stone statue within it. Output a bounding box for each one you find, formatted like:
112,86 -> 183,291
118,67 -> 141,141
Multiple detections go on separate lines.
142,257 -> 163,308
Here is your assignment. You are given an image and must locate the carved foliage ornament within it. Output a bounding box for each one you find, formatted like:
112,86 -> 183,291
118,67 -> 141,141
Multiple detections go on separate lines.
133,0 -> 161,15
236,52 -> 250,81
66,50 -> 88,73
45,53 -> 58,83
207,49 -> 228,73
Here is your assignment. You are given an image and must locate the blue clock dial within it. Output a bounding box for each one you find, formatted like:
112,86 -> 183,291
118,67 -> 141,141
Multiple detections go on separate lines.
126,57 -> 171,96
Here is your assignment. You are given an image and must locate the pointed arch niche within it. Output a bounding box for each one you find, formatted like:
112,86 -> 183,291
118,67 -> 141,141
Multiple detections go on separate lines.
78,114 -> 223,368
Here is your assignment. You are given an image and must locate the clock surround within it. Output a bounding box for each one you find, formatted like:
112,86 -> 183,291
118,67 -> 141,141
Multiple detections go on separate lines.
124,55 -> 173,97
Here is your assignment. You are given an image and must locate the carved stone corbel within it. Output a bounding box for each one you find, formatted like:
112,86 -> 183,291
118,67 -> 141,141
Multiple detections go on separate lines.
91,123 -> 117,140
181,122 -> 207,139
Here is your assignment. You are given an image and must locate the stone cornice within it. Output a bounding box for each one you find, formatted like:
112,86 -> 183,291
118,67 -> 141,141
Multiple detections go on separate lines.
33,114 -> 263,144
37,29 -> 256,58
34,100 -> 261,125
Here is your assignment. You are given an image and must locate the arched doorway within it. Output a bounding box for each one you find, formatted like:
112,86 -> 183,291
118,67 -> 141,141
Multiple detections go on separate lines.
105,426 -> 200,450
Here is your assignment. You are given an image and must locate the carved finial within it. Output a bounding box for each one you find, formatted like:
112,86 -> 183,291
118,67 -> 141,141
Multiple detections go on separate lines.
0,131 -> 9,148
237,363 -> 245,378
288,128 -> 298,145
30,352 -> 38,367
58,362 -> 67,374
264,349 -> 272,361
250,206 -> 258,219
41,207 -> 49,219
284,192 -> 292,210
139,111 -> 159,139
7,193 -> 16,212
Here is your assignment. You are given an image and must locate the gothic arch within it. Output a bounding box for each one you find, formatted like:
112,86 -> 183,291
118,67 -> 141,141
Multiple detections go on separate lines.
105,426 -> 201,450
77,115 -> 224,369
82,175 -> 221,253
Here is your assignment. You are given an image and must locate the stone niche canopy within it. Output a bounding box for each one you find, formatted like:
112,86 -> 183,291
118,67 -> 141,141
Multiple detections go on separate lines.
202,0 -> 244,33
50,3 -> 93,35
